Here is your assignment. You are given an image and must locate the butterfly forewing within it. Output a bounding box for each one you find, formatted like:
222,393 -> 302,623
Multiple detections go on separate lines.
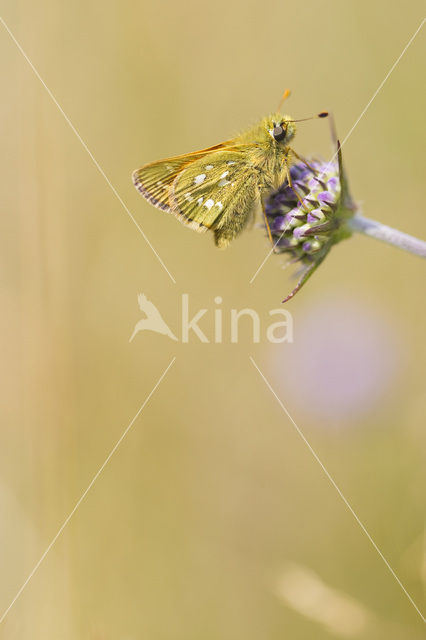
132,140 -> 236,213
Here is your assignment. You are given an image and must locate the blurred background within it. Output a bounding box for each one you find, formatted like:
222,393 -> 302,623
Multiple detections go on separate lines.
1,0 -> 425,638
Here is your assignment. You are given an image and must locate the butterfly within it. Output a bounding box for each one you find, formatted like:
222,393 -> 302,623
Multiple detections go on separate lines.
132,96 -> 327,249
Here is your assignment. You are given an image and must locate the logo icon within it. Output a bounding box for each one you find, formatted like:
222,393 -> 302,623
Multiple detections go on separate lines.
129,294 -> 178,342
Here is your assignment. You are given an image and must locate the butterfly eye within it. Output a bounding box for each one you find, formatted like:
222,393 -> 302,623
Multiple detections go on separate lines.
272,125 -> 286,142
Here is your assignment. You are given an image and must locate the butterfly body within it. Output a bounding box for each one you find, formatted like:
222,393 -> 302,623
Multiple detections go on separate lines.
133,112 -> 297,248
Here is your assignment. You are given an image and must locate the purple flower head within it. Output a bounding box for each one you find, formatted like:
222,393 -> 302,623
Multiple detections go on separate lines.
264,143 -> 356,302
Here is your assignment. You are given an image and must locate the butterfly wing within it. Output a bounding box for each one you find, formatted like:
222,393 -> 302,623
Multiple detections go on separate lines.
169,150 -> 259,246
132,141 -> 236,213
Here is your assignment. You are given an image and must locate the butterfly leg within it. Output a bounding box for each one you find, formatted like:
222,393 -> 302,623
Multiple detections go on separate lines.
290,148 -> 317,174
283,156 -> 305,208
260,195 -> 275,249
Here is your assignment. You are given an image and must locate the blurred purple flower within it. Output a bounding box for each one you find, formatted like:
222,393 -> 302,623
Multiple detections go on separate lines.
270,297 -> 402,425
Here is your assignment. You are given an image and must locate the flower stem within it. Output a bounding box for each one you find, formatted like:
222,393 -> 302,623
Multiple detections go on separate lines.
348,214 -> 426,258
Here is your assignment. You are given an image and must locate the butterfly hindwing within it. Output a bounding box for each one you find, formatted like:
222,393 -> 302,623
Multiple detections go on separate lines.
132,158 -> 185,212
169,150 -> 259,244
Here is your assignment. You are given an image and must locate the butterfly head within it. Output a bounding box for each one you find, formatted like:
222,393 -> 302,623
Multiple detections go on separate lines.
265,113 -> 296,146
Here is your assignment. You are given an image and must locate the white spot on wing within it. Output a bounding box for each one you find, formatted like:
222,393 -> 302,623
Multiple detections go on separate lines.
204,199 -> 214,210
194,174 -> 206,185
205,165 -> 213,170
220,171 -> 229,179
227,161 -> 236,166
185,193 -> 194,202
216,201 -> 223,211
197,197 -> 203,205
218,178 -> 230,187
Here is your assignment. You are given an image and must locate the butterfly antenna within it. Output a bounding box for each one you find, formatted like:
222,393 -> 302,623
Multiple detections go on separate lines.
289,111 -> 329,123
328,112 -> 338,145
277,88 -> 291,111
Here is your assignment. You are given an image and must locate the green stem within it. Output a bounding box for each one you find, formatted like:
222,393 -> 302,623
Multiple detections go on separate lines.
348,214 -> 426,258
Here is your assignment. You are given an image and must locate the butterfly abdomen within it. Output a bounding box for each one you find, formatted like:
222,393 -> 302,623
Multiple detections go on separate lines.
214,207 -> 253,248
